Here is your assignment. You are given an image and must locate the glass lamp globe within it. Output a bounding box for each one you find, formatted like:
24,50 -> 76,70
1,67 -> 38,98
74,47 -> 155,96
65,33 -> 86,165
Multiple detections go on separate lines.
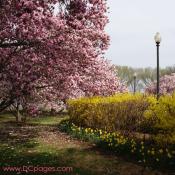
154,32 -> 161,44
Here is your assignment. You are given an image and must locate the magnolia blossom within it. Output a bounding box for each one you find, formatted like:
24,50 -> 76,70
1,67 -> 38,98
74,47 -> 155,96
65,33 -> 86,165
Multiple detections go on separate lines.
146,73 -> 175,95
0,0 -> 127,115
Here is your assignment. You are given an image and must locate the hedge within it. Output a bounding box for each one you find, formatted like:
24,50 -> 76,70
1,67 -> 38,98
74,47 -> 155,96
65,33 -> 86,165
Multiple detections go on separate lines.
68,93 -> 175,139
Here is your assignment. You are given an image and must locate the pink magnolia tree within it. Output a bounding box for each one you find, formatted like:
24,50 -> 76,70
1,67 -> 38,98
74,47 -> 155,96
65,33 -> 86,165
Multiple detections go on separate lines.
0,0 -> 127,120
145,73 -> 175,95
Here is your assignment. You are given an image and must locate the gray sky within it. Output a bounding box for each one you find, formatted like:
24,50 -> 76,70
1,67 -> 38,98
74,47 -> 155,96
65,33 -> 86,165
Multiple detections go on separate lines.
106,0 -> 175,68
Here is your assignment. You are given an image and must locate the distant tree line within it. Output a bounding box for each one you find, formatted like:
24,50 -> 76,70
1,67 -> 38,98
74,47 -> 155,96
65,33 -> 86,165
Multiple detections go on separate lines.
115,65 -> 175,92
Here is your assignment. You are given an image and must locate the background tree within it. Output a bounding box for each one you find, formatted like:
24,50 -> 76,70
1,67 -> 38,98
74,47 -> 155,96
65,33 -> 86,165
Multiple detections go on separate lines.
145,73 -> 175,95
115,66 -> 154,92
115,65 -> 175,92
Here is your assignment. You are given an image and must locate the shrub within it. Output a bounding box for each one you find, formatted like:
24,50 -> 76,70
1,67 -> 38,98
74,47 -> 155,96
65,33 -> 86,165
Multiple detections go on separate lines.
68,93 -> 154,132
145,94 -> 175,133
68,93 -> 175,136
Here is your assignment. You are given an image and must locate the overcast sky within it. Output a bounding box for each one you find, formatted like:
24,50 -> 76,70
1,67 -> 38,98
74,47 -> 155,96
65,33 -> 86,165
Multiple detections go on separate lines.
106,0 -> 175,68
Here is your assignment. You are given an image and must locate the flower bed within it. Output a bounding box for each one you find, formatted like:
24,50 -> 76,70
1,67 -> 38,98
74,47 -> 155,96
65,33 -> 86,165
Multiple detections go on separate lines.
59,120 -> 175,170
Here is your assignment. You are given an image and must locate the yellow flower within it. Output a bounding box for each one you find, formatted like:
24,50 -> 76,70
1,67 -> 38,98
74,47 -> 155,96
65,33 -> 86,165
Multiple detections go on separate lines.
108,143 -> 112,147
156,158 -> 159,162
116,133 -> 119,137
131,143 -> 135,148
151,150 -> 155,155
167,153 -> 172,158
159,149 -> 163,154
120,136 -> 124,139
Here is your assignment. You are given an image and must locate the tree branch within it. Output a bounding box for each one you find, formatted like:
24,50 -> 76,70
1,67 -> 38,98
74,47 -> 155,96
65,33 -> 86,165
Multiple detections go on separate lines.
0,98 -> 14,113
0,40 -> 39,48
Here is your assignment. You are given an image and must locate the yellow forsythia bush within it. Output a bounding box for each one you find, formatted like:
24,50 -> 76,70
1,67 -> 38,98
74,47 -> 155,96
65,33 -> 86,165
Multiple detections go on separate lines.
145,93 -> 175,133
68,93 -> 154,132
68,93 -> 175,136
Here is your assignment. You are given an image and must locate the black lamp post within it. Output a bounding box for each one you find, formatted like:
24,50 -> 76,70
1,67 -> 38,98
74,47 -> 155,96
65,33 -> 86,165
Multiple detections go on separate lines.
154,32 -> 161,100
133,73 -> 137,94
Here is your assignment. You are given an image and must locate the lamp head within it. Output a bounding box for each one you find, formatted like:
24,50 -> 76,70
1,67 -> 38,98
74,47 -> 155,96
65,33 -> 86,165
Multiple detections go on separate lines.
134,73 -> 137,78
154,32 -> 161,44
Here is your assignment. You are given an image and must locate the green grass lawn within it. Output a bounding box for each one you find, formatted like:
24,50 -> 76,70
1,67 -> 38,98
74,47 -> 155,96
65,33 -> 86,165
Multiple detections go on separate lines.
0,113 -> 169,175
0,113 -> 68,127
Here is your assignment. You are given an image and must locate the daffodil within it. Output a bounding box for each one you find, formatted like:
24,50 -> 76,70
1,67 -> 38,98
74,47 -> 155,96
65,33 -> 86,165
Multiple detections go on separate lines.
151,150 -> 155,155
159,149 -> 163,154
167,153 -> 172,158
156,158 -> 159,162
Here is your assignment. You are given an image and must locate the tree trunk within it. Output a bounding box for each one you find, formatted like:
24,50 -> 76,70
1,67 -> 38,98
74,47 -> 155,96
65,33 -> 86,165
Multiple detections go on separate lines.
16,103 -> 22,122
